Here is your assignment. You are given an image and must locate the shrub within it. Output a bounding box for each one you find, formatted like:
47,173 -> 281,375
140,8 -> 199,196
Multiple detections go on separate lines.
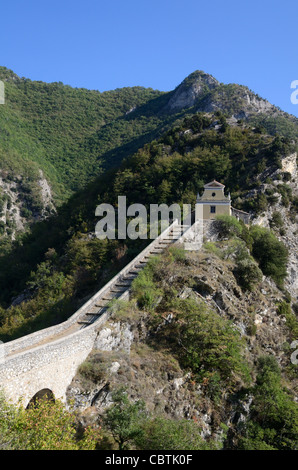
135,417 -> 222,450
77,359 -> 106,384
203,241 -> 223,258
160,298 -> 251,394
249,225 -> 288,287
167,246 -> 186,262
131,264 -> 162,311
234,255 -> 263,291
276,301 -> 298,336
0,390 -> 100,450
269,211 -> 284,229
237,356 -> 298,450
215,215 -> 243,238
102,387 -> 146,450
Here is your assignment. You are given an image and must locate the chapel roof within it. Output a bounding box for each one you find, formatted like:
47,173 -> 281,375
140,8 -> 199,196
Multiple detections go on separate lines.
203,179 -> 225,188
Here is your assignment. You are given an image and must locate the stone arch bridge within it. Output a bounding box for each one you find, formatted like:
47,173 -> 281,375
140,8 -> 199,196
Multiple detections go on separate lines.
0,220 -> 191,407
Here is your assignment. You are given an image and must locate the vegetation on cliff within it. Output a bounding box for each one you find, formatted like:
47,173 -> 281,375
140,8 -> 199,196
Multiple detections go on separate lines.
0,68 -> 297,450
70,240 -> 297,450
0,113 -> 295,341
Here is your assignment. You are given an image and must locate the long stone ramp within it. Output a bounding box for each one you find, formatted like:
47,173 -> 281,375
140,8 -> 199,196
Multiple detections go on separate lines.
0,219 -> 189,406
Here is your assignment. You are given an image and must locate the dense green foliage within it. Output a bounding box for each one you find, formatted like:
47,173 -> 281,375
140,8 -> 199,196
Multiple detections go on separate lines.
0,112 -> 294,341
100,386 -> 221,450
0,391 -> 100,450
236,357 -> 298,450
101,387 -> 147,450
131,253 -> 251,399
127,248 -> 297,450
134,416 -> 221,450
0,66 -> 179,203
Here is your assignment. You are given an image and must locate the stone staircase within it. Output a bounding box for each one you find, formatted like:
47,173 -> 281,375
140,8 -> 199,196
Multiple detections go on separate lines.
4,219 -> 190,360
77,220 -> 188,327
0,220 -> 193,405
0,219 -> 194,405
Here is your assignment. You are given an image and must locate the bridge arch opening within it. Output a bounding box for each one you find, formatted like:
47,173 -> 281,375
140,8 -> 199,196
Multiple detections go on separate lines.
26,388 -> 55,409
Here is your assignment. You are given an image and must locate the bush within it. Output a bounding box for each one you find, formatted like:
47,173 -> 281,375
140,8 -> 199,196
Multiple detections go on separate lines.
135,417 -> 222,450
249,225 -> 288,287
0,390 -> 100,450
77,359 -> 106,384
160,298 -> 251,395
215,215 -> 243,238
269,211 -> 284,229
276,301 -> 298,336
234,255 -> 263,291
237,356 -> 298,450
131,260 -> 163,311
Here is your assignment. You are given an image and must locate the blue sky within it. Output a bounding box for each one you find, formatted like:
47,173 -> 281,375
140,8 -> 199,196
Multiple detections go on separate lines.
1,0 -> 298,116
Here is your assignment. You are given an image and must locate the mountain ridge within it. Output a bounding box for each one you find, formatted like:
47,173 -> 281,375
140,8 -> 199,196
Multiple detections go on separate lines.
0,70 -> 297,449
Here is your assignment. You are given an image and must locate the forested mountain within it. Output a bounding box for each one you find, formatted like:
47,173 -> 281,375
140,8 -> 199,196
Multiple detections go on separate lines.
0,67 -> 297,240
0,67 -> 297,450
0,110 -> 297,339
0,66 -> 167,209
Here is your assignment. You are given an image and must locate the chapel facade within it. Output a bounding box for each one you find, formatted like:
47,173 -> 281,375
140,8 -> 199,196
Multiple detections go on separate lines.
196,180 -> 231,220
196,179 -> 250,224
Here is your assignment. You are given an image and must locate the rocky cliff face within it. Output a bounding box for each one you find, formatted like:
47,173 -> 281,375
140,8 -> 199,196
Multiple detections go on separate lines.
66,234 -> 297,440
164,70 -> 293,125
0,169 -> 55,239
165,70 -> 220,112
246,152 -> 298,299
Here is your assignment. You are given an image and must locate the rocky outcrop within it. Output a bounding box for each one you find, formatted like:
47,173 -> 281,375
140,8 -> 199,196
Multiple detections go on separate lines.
251,152 -> 298,300
164,70 -> 285,124
66,241 -> 296,438
0,169 -> 55,239
37,170 -> 56,218
165,71 -> 220,112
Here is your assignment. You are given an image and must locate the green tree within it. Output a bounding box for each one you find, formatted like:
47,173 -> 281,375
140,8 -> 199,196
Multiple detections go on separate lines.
234,246 -> 263,291
165,299 -> 251,396
249,225 -> 288,286
102,387 -> 147,450
215,214 -> 243,238
237,356 -> 298,450
0,391 -> 100,450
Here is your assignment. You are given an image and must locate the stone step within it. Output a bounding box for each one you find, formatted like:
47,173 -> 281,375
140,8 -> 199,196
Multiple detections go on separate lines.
85,311 -> 106,316
110,286 -> 128,292
101,294 -> 119,300
95,301 -> 109,307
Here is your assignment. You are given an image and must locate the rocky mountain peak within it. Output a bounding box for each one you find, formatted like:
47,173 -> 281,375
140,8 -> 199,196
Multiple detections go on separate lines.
165,70 -> 220,112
